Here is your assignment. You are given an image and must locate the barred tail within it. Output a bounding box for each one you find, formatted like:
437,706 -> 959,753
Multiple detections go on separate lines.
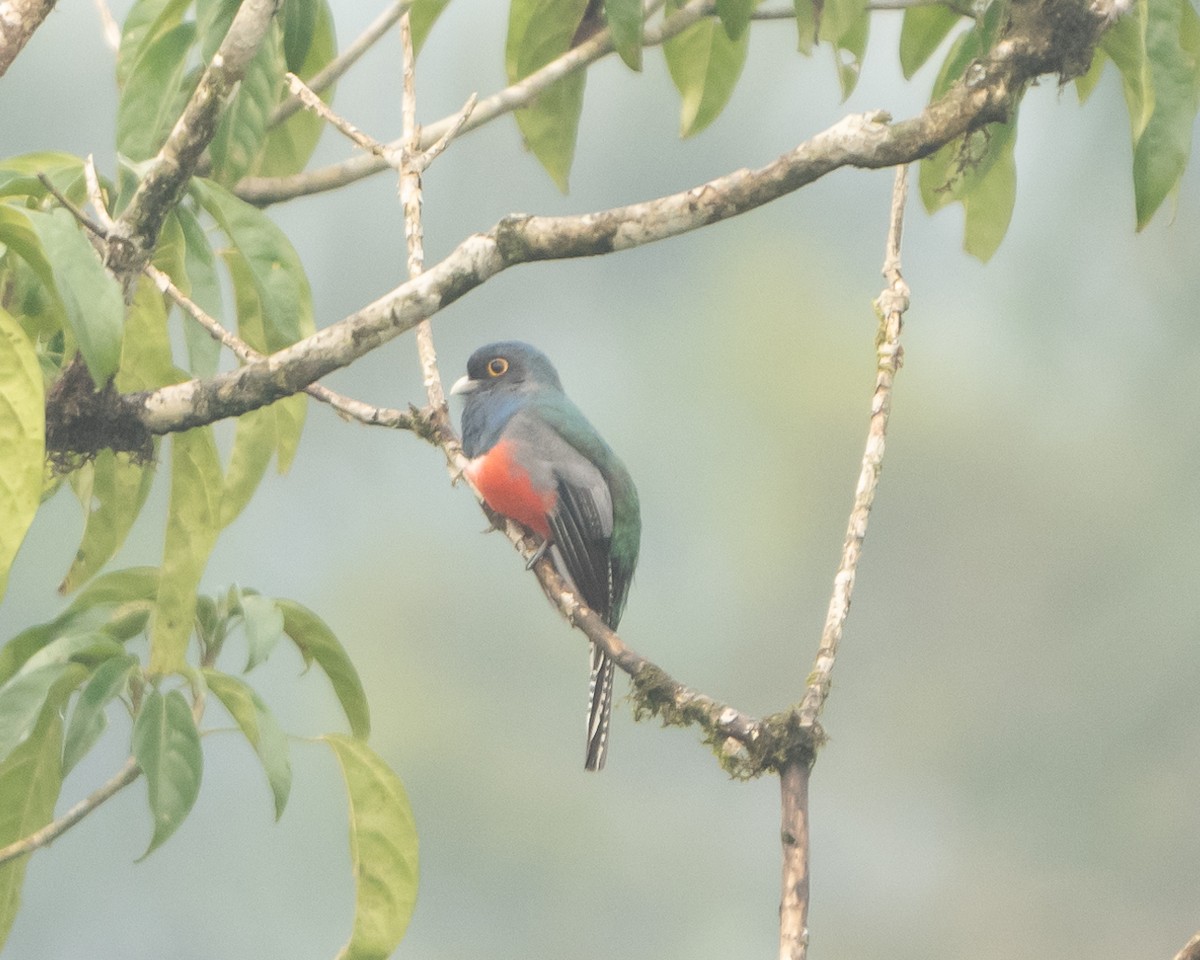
585,643 -> 614,771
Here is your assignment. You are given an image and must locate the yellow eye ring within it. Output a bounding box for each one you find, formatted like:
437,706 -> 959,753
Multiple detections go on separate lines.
487,357 -> 509,377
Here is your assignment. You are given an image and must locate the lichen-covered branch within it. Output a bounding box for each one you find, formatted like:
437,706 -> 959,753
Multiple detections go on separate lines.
0,0 -> 56,77
106,0 -> 282,280
797,165 -> 910,731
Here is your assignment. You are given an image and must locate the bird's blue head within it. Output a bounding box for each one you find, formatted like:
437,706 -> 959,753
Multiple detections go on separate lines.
452,341 -> 564,456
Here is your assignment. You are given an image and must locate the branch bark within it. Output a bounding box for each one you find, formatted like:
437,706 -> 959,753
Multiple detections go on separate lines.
105,0 -> 283,281
0,0 -> 56,78
120,61 -> 1017,438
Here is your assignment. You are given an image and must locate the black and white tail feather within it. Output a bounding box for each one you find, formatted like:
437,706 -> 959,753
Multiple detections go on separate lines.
586,645 -> 615,771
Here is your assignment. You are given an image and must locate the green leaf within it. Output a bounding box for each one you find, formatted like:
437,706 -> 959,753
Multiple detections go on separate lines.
1132,0 -> 1200,228
817,0 -> 867,46
606,0 -> 644,69
1104,0 -> 1154,139
118,275 -> 179,392
899,4 -> 963,79
191,179 -> 315,351
116,0 -> 192,87
0,669 -> 78,952
0,665 -> 71,766
210,21 -> 285,185
410,0 -> 452,54
281,0 -> 319,69
663,4 -> 750,137
132,688 -> 203,858
793,0 -> 817,55
62,654 -> 139,774
324,734 -> 419,960
240,592 -> 284,672
505,0 -> 590,191
278,599 -> 369,739
831,8 -> 869,98
203,669 -> 291,818
962,125 -> 1017,261
59,449 -> 156,594
0,306 -> 44,603
1074,46 -> 1108,102
150,428 -> 222,675
195,0 -> 240,63
216,252 -> 300,526
715,0 -> 754,40
250,0 -> 337,179
173,205 -> 224,377
117,21 -> 199,163
23,208 -> 125,386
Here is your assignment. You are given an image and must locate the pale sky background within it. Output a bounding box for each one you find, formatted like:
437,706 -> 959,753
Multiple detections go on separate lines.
3,2 -> 1200,959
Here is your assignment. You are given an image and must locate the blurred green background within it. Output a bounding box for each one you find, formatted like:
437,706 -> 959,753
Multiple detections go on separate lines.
3,1 -> 1200,958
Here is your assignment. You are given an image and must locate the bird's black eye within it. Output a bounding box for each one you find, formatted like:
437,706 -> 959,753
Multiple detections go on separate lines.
487,357 -> 509,377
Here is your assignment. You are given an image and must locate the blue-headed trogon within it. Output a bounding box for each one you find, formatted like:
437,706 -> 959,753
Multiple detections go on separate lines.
452,342 -> 641,771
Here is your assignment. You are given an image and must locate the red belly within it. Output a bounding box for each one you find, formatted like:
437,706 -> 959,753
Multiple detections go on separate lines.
465,439 -> 555,539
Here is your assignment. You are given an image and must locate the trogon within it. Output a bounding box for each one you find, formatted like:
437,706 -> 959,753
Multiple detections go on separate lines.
452,341 -> 641,771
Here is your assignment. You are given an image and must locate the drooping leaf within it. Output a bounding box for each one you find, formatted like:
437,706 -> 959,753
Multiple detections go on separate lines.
1104,0 -> 1154,139
793,0 -> 817,55
0,307 -> 43,604
899,4 -> 963,79
62,654 -> 139,774
410,0 -> 452,54
962,125 -> 1017,261
149,428 -> 222,675
606,0 -> 644,69
0,669 -> 79,951
663,2 -> 750,137
0,152 -> 85,202
506,0 -> 591,191
831,8 -> 869,99
209,21 -> 286,184
715,0 -> 754,40
1132,0 -> 1200,227
173,204 -> 224,377
278,599 -> 369,739
132,688 -> 203,858
325,734 -> 419,960
59,449 -> 156,594
250,0 -> 337,179
203,669 -> 291,818
116,21 -> 199,162
1074,45 -> 1108,102
239,592 -> 285,672
215,252 -> 294,526
23,208 -> 124,386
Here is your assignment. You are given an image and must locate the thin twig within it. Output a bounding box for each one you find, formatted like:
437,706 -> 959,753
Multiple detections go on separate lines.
0,758 -> 140,867
36,174 -> 106,237
0,682 -> 208,866
778,760 -> 810,960
1174,931 -> 1200,960
398,11 -> 455,447
797,164 -> 909,732
777,166 -> 910,960
270,0 -> 412,128
285,71 -> 396,162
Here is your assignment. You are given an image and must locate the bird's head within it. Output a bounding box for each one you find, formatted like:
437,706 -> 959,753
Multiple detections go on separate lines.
451,341 -> 564,398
